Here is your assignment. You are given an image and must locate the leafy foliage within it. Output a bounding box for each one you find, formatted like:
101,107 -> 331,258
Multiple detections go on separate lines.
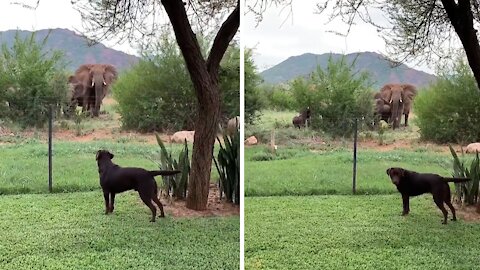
244,48 -> 264,124
415,60 -> 480,143
214,122 -> 240,204
154,133 -> 190,200
0,31 -> 68,127
113,34 -> 240,132
219,45 -> 241,121
449,145 -> 479,205
294,56 -> 374,137
261,84 -> 297,111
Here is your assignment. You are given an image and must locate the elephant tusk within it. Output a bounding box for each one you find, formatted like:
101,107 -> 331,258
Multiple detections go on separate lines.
103,81 -> 107,86
389,99 -> 392,103
400,99 -> 403,103
91,81 -> 95,87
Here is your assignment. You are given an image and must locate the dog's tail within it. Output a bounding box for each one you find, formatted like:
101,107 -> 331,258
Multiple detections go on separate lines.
444,177 -> 471,183
149,170 -> 181,177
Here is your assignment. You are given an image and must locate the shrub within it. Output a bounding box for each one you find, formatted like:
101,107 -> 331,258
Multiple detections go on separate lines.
0,32 -> 67,127
219,45 -> 240,121
415,60 -> 480,143
296,56 -> 374,137
265,84 -> 297,111
244,48 -> 264,124
113,34 -> 239,132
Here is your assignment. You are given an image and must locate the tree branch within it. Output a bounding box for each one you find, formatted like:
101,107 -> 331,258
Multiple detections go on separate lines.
206,0 -> 240,78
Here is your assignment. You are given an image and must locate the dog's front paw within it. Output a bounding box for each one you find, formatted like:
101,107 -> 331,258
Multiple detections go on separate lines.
401,212 -> 409,216
451,217 -> 457,221
150,218 -> 156,222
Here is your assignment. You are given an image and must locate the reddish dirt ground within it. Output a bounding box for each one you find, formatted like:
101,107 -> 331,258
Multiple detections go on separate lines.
454,203 -> 480,222
158,183 -> 239,218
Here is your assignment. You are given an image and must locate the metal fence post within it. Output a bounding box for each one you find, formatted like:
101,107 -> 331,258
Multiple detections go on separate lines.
352,118 -> 358,194
48,105 -> 53,193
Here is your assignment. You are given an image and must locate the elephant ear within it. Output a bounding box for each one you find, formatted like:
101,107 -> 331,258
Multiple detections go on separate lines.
379,84 -> 393,101
67,75 -> 77,84
402,84 -> 417,101
102,64 -> 118,84
74,64 -> 94,83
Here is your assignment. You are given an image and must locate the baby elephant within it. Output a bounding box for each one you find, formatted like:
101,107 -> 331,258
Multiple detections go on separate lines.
386,167 -> 470,224
96,150 -> 180,222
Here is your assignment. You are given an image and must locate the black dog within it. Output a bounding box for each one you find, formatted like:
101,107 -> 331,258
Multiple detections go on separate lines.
96,150 -> 180,222
386,167 -> 470,224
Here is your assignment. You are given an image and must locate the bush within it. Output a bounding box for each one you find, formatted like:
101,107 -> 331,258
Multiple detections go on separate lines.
415,60 -> 480,143
265,84 -> 297,111
113,34 -> 239,132
295,56 -> 374,137
244,48 -> 264,124
219,44 -> 241,121
0,32 -> 67,127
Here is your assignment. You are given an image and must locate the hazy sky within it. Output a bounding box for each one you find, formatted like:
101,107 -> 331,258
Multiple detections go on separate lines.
244,1 -> 435,74
0,0 -> 137,55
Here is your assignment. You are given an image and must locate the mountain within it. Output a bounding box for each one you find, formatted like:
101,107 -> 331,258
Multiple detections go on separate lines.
260,52 -> 437,89
0,28 -> 139,71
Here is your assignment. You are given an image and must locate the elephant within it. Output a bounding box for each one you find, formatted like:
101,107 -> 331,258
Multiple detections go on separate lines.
379,83 -> 417,129
64,75 -> 88,116
374,97 -> 391,124
68,64 -> 118,117
292,107 -> 311,128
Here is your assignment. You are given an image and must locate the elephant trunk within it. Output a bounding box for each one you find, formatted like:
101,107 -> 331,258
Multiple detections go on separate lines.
391,100 -> 400,130
93,75 -> 104,117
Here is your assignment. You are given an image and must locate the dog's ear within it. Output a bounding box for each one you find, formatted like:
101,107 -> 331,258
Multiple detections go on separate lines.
95,150 -> 101,161
399,168 -> 405,177
386,168 -> 391,176
109,152 -> 114,159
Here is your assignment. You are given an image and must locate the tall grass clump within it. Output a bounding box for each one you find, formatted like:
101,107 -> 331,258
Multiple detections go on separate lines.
214,124 -> 240,204
154,134 -> 190,200
449,145 -> 479,206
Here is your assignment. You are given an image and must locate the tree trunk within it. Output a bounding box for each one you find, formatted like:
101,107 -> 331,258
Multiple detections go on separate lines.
161,0 -> 239,210
442,0 -> 480,89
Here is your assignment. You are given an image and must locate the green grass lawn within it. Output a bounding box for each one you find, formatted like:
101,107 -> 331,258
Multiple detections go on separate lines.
0,191 -> 239,269
245,146 -> 456,196
0,141 -> 219,194
245,195 -> 479,270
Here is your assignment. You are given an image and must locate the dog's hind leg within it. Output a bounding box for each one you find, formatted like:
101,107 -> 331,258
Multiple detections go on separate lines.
446,201 -> 457,221
433,197 -> 448,224
139,192 -> 157,222
445,189 -> 457,221
152,196 -> 165,218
